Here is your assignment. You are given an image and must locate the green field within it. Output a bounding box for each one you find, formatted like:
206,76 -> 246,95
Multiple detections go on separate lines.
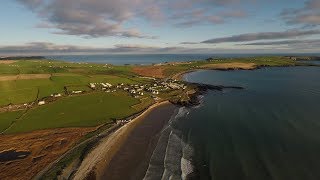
0,111 -> 23,132
0,59 -> 158,134
0,56 -> 313,134
0,60 -> 150,106
4,92 -> 140,134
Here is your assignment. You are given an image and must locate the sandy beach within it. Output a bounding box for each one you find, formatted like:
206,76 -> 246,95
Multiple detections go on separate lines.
72,101 -> 176,180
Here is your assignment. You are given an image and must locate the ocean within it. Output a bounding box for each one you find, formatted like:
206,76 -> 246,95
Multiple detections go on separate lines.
46,53 -> 320,65
144,66 -> 320,180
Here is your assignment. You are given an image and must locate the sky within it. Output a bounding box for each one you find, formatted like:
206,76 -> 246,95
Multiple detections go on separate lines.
0,0 -> 319,55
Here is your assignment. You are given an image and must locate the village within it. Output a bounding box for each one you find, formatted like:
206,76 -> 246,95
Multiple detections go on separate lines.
32,78 -> 189,126
82,78 -> 186,99
36,78 -> 187,107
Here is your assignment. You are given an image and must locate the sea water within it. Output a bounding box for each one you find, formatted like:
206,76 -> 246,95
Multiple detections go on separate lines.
46,53 -> 320,65
145,66 -> 320,180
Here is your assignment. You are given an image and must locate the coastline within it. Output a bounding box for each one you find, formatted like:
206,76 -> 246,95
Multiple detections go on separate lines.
171,61 -> 320,81
2,56 -> 320,179
72,100 -> 174,180
75,65 -> 320,179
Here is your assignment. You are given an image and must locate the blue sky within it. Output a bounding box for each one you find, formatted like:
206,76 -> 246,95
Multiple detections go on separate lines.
0,0 -> 319,55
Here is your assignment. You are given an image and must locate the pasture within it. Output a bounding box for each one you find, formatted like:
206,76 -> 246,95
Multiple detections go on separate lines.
4,92 -> 141,134
0,111 -> 23,132
0,59 -> 158,134
0,60 -> 150,106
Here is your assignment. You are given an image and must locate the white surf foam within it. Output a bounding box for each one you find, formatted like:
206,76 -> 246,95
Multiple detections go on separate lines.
144,107 -> 196,180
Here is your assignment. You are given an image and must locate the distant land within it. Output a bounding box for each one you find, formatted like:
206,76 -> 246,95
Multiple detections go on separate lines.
0,56 -> 45,60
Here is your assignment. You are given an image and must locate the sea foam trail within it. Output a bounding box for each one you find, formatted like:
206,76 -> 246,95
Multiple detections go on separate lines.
161,130 -> 183,180
175,107 -> 189,119
181,130 -> 195,179
144,107 -> 196,180
144,108 -> 181,180
143,127 -> 171,180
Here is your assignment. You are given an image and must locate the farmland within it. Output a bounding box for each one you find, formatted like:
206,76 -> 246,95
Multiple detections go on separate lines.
5,92 -> 140,134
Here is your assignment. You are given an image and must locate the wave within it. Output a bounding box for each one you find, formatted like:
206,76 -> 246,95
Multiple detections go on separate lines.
144,107 -> 196,180
181,137 -> 195,180
192,95 -> 205,109
174,107 -> 190,120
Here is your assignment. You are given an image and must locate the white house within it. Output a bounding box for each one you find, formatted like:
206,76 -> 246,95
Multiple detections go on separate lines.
90,83 -> 96,89
53,93 -> 62,97
152,90 -> 159,95
72,90 -> 82,94
101,83 -> 112,88
38,101 -> 45,105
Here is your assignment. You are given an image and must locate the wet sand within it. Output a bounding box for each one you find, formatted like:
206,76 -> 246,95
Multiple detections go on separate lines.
99,102 -> 177,180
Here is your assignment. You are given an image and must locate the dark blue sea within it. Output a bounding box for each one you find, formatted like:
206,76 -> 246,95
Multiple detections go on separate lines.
46,53 -> 320,65
144,66 -> 320,180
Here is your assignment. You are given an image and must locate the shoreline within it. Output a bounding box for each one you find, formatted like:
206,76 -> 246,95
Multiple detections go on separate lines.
72,100 -> 172,180
171,62 -> 320,81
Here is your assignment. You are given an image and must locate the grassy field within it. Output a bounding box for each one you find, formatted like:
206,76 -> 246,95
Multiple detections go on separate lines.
131,96 -> 155,111
0,59 -> 165,135
4,92 -> 140,134
0,111 -> 23,132
0,60 -> 150,106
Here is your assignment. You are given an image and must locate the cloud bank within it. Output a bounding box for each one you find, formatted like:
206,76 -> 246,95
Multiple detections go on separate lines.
0,42 -> 214,55
241,39 -> 320,46
201,29 -> 320,43
1,41 -> 319,56
16,0 -> 249,38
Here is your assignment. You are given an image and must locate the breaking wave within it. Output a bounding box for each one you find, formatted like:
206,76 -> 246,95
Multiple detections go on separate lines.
144,107 -> 196,180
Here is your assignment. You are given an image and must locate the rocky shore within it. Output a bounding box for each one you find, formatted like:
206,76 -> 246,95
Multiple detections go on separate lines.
172,82 -> 244,107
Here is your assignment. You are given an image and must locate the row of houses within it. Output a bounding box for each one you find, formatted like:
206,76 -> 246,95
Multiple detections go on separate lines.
116,119 -> 132,124
50,93 -> 62,97
146,80 -> 186,93
72,90 -> 83,94
90,82 -> 113,89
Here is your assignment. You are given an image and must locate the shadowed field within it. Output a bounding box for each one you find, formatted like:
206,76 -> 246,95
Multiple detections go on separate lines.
0,127 -> 95,180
